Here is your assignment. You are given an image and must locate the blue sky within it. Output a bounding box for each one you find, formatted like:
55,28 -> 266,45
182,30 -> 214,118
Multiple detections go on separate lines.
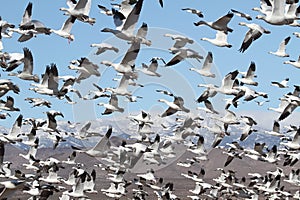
0,0 -> 299,127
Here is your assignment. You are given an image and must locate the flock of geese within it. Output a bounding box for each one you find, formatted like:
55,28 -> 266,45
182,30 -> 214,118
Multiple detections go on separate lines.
0,0 -> 299,199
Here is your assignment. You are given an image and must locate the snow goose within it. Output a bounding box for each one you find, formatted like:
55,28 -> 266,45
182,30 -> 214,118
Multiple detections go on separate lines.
24,97 -> 51,108
238,22 -> 270,52
283,55 -> 300,68
293,32 -> 300,38
29,63 -> 59,96
158,95 -> 190,117
194,12 -> 234,33
181,8 -> 204,18
278,100 -> 299,121
3,52 -> 24,72
268,97 -> 289,113
71,126 -> 112,157
98,4 -> 113,16
189,52 -> 215,78
256,0 -> 297,25
281,127 -> 300,150
252,0 -> 272,15
239,62 -> 258,86
105,74 -> 132,96
216,70 -> 239,95
164,33 -> 194,49
197,99 -> 219,114
50,16 -> 76,42
17,2 -> 51,42
84,169 -> 97,193
97,94 -> 124,115
200,31 -> 232,48
165,47 -> 203,66
8,47 -> 39,83
68,57 -> 100,83
101,41 -> 140,77
60,0 -> 95,25
0,96 -> 20,112
231,9 -> 252,20
240,124 -> 257,141
63,173 -> 88,198
254,100 -> 270,106
0,80 -> 20,98
138,57 -> 165,77
101,0 -> 144,42
0,17 -> 14,38
264,121 -> 284,137
268,36 -> 291,57
187,134 -> 207,155
0,114 -> 22,143
90,42 -> 119,55
0,180 -> 25,199
271,78 -> 289,88
83,83 -> 110,100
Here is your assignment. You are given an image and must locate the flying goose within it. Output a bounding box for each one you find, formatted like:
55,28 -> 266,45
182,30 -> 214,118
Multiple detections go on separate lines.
164,33 -> 194,49
101,40 -> 140,77
50,16 -> 76,42
98,4 -> 113,16
194,12 -> 234,33
181,8 -> 203,18
71,126 -> 112,157
158,95 -> 190,117
231,9 -> 252,20
0,96 -> 20,112
24,97 -> 51,108
283,55 -> 300,68
105,74 -> 132,96
238,22 -> 271,52
2,52 -> 24,72
90,42 -> 119,55
83,83 -> 110,100
256,0 -> 297,25
29,63 -> 59,96
0,17 -> 14,38
271,78 -> 289,88
68,57 -> 100,83
268,97 -> 289,113
0,114 -> 22,143
138,57 -> 165,77
268,36 -> 291,57
0,180 -> 25,199
278,99 -> 299,121
200,31 -> 232,48
239,62 -> 258,86
8,47 -> 39,83
197,99 -> 219,114
216,70 -> 239,95
101,0 -> 144,42
281,127 -> 300,150
37,110 -> 64,133
190,52 -> 215,78
17,2 -> 51,42
60,0 -> 95,25
165,47 -> 203,66
264,121 -> 284,137
97,94 -> 124,115
63,173 -> 88,198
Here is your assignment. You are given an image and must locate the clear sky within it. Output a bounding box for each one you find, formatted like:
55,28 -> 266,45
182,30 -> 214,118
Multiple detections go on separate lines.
0,0 -> 299,128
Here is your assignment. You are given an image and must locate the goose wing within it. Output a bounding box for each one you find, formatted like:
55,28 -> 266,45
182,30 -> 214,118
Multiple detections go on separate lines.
22,47 -> 34,74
